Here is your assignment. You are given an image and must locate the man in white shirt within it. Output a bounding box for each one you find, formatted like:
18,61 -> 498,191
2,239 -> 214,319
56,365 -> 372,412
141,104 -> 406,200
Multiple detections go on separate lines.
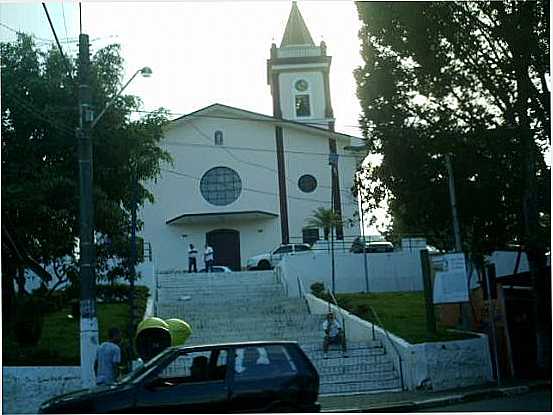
204,244 -> 214,272
94,327 -> 122,385
188,244 -> 198,273
322,312 -> 347,358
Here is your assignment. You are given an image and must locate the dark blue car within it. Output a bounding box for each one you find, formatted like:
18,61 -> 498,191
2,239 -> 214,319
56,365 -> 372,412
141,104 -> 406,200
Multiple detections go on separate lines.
39,341 -> 320,413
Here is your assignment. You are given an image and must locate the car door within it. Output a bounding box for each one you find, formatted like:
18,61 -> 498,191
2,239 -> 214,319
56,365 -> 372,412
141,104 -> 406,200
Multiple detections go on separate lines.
228,345 -> 302,413
134,348 -> 230,413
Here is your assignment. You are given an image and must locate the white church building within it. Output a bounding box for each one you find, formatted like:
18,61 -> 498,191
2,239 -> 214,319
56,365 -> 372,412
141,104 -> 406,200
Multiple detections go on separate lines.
140,2 -> 366,270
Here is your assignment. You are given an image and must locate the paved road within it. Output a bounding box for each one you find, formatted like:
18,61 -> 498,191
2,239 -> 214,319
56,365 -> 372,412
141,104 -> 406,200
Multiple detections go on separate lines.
422,390 -> 551,412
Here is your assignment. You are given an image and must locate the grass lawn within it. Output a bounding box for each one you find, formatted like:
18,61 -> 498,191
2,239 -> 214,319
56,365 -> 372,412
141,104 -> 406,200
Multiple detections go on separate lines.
4,293 -> 147,366
334,292 -> 477,344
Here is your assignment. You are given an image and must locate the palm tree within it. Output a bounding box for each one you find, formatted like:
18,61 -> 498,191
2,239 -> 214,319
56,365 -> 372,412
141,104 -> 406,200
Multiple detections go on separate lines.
305,207 -> 342,240
306,207 -> 343,294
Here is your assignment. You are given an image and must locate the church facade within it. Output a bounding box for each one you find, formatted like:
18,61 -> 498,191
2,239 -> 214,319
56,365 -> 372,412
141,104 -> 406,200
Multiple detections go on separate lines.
140,3 -> 365,270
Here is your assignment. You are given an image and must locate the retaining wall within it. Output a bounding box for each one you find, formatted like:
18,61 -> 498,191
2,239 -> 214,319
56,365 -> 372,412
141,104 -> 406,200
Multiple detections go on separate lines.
305,294 -> 494,391
2,367 -> 82,414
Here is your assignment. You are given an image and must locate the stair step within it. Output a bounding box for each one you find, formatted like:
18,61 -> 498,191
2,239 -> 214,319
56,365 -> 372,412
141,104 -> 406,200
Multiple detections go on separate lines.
319,369 -> 398,384
319,378 -> 402,395
317,361 -> 394,376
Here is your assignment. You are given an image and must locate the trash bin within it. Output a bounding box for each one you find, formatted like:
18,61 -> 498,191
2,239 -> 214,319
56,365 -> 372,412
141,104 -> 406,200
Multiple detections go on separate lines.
165,318 -> 192,346
135,317 -> 172,362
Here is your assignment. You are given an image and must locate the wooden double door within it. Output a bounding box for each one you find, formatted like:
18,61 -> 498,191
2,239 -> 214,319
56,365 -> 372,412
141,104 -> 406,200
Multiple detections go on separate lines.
206,229 -> 241,271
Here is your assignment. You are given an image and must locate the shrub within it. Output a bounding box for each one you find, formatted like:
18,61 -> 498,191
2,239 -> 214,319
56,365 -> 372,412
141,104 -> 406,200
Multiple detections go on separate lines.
14,296 -> 46,346
310,282 -> 326,297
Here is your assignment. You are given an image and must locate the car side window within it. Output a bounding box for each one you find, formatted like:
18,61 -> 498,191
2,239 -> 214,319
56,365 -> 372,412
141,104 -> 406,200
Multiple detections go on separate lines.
294,245 -> 310,252
154,350 -> 228,386
234,346 -> 297,380
274,246 -> 293,254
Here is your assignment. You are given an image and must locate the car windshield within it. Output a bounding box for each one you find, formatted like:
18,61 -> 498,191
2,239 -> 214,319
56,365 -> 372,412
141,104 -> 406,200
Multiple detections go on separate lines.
274,246 -> 293,254
117,349 -> 175,384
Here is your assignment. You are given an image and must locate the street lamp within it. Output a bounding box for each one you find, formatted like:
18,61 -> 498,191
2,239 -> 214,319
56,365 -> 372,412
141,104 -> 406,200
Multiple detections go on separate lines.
77,31 -> 152,388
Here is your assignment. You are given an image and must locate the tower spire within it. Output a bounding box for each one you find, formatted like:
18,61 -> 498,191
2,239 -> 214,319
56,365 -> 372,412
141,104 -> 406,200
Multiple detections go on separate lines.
280,2 -> 315,47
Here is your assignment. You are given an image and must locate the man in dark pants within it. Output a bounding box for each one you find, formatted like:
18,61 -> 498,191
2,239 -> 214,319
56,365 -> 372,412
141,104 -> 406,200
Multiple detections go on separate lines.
322,312 -> 347,358
188,244 -> 198,273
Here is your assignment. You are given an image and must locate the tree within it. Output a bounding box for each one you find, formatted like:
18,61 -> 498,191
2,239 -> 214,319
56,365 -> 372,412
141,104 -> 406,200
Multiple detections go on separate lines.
1,34 -> 172,303
305,207 -> 343,240
355,0 -> 550,371
354,1 -> 549,252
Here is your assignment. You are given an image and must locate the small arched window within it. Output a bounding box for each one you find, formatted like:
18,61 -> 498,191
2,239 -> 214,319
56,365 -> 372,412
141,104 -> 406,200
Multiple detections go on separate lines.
214,130 -> 223,146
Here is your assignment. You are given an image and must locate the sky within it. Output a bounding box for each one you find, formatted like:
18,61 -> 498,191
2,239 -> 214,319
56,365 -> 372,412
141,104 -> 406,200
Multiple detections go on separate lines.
0,1 -> 388,234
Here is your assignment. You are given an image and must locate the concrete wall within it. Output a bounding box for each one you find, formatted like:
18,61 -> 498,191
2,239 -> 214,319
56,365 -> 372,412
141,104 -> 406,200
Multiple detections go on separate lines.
2,367 -> 82,414
279,250 -> 424,296
305,294 -> 494,392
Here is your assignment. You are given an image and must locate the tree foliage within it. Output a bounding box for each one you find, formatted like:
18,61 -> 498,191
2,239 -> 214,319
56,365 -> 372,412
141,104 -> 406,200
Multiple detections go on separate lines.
355,1 -> 550,253
1,34 -> 172,296
306,207 -> 344,240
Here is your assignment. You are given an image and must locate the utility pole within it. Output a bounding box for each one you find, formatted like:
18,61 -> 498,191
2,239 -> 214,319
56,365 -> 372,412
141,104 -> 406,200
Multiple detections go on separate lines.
77,33 -> 99,387
445,154 -> 462,252
357,178 -> 369,293
329,153 -> 339,295
445,153 -> 472,329
127,165 -> 138,371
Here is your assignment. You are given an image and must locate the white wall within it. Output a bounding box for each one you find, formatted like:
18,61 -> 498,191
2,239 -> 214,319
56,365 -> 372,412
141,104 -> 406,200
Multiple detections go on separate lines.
3,367 -> 82,414
305,294 -> 493,391
140,106 -> 360,271
279,250 -> 424,296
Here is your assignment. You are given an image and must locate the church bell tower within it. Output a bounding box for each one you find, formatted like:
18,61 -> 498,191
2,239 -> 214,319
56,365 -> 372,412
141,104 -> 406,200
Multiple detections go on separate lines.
267,2 -> 335,129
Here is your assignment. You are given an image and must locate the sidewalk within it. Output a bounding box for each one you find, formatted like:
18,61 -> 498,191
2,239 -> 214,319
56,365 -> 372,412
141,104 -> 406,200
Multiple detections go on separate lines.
319,380 -> 551,412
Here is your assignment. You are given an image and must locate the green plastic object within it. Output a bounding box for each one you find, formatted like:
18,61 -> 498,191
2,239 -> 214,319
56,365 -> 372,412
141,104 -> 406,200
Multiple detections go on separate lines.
165,318 -> 192,346
135,317 -> 172,362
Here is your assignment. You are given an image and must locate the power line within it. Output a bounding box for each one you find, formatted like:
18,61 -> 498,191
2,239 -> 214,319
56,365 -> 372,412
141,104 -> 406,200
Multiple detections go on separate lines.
4,92 -> 361,201
132,109 -> 366,133
61,1 -> 69,44
41,3 -> 75,83
186,119 -> 358,197
163,140 -> 360,159
161,167 -> 358,207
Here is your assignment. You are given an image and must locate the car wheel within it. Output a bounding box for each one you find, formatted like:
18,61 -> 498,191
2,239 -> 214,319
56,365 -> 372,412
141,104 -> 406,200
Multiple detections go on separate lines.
258,260 -> 271,270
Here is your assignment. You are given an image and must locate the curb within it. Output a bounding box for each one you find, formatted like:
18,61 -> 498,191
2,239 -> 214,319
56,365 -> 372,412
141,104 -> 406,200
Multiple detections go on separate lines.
321,381 -> 550,412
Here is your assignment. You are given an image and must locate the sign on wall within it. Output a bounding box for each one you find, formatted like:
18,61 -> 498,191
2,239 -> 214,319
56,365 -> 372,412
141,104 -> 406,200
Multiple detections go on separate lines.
433,253 -> 469,304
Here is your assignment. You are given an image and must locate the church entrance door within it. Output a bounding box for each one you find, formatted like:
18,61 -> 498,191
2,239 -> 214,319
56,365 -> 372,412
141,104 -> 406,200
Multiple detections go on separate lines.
206,229 -> 241,271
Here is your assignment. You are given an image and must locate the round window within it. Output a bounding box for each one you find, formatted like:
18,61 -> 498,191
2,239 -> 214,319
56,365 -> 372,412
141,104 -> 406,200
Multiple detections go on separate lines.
298,174 -> 317,193
200,167 -> 242,206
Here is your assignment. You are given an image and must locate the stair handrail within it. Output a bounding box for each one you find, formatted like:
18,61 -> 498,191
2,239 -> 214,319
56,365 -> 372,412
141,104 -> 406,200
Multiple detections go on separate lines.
275,263 -> 288,296
296,273 -> 311,313
367,304 -> 405,391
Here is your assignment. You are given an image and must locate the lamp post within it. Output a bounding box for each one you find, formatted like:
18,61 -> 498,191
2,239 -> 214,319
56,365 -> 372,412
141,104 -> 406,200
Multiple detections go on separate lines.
77,32 -> 151,386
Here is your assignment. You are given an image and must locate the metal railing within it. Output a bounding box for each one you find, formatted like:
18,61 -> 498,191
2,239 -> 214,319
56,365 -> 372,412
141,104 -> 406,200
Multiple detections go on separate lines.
296,273 -> 310,314
323,290 -> 405,391
274,263 -> 288,297
366,304 -> 405,391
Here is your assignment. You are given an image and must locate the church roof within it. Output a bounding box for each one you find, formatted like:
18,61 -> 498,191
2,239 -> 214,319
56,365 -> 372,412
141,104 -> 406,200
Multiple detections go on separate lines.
170,103 -> 363,143
280,2 -> 315,47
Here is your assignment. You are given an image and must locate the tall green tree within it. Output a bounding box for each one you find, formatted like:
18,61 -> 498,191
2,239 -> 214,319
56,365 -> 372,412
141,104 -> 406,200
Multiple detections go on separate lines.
1,34 -> 171,306
355,0 -> 550,371
355,1 -> 549,253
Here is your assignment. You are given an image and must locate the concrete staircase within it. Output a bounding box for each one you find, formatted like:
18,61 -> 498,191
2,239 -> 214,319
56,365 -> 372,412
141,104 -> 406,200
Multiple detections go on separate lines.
155,270 -> 402,396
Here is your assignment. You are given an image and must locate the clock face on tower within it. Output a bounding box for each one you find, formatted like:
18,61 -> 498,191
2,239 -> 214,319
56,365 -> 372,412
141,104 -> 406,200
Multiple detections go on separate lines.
294,79 -> 309,92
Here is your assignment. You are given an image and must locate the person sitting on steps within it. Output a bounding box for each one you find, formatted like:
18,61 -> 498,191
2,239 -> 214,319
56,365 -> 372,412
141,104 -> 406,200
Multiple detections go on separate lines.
322,312 -> 347,358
